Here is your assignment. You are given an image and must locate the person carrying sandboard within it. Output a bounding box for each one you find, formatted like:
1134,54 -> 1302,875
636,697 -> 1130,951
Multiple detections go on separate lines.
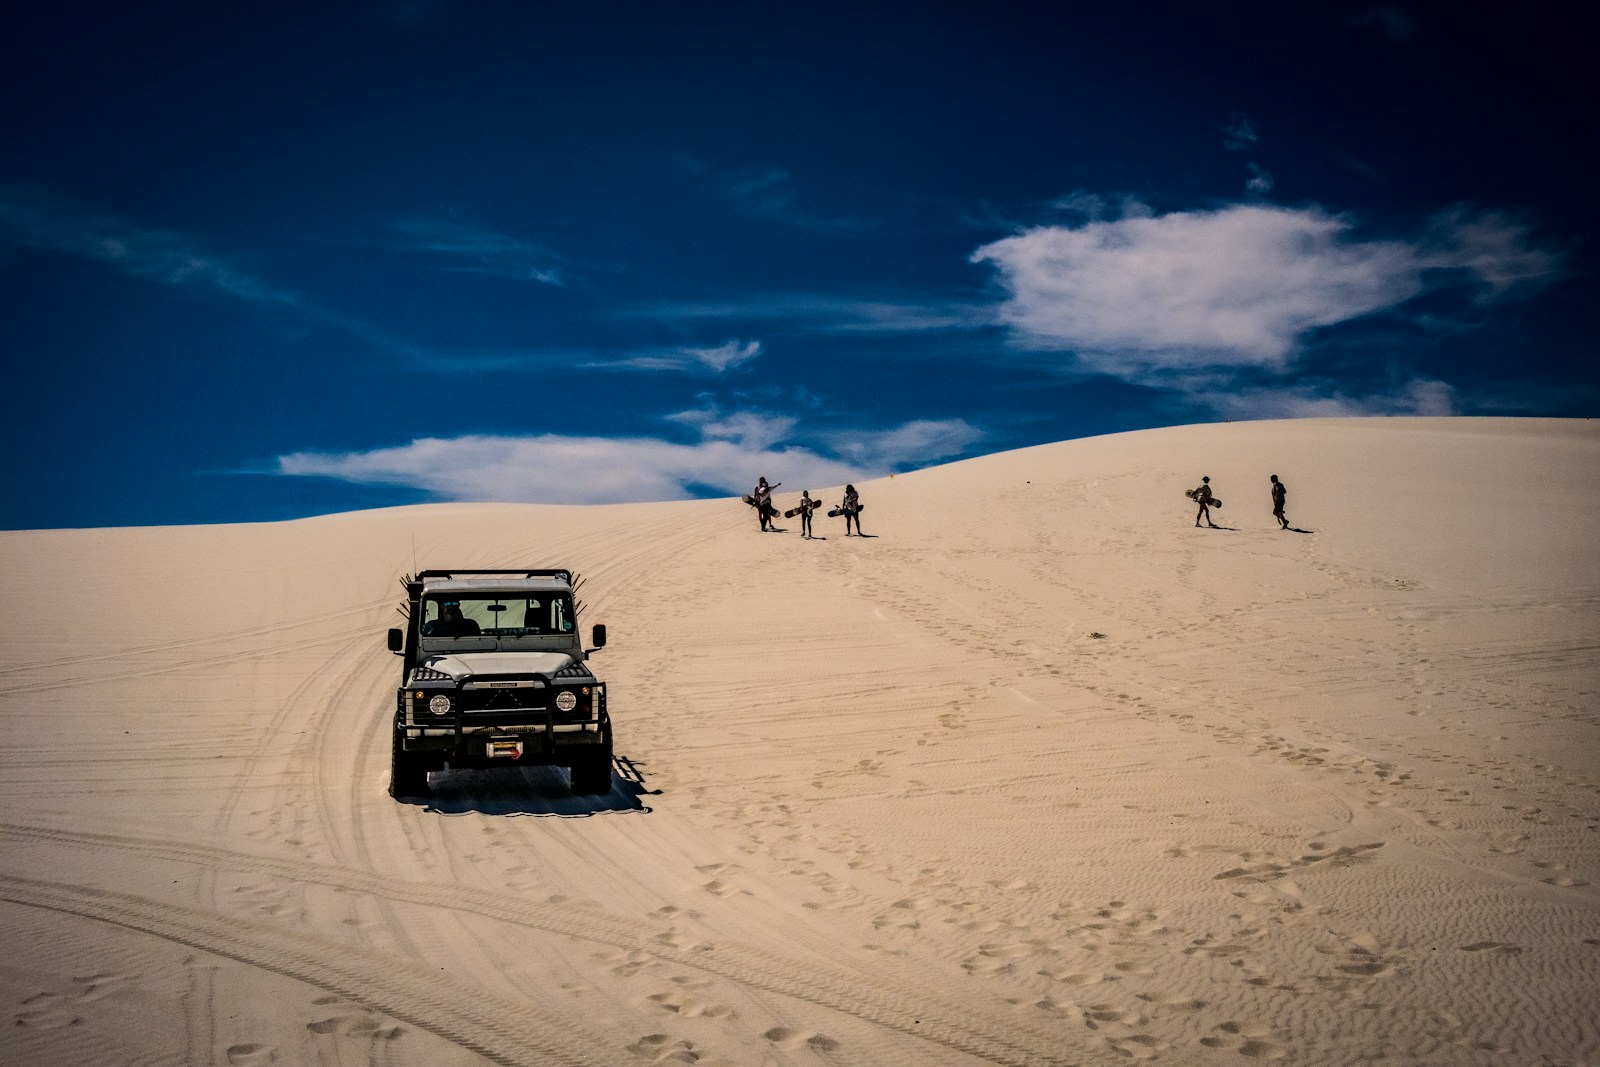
788,489 -> 820,539
836,484 -> 864,536
751,476 -> 781,531
1189,476 -> 1219,528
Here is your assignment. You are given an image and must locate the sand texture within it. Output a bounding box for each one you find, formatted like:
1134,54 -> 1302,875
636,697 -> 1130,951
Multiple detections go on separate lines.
2,416 -> 1597,1066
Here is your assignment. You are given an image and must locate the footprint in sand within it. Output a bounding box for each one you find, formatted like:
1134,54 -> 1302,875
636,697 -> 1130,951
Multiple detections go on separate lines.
1038,967 -> 1106,985
1201,1021 -> 1287,1060
628,1033 -> 701,1063
1106,1033 -> 1165,1060
646,990 -> 732,1019
762,1026 -> 839,1052
305,1013 -> 402,1039
14,991 -> 79,1030
225,1044 -> 278,1066
1136,992 -> 1207,1010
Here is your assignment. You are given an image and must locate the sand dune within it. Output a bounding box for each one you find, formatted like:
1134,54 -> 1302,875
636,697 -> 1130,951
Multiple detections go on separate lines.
2,417 -> 1597,1066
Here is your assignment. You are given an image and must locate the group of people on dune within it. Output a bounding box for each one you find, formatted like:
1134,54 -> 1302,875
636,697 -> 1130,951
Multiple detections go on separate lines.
750,478 -> 863,539
1189,473 -> 1291,530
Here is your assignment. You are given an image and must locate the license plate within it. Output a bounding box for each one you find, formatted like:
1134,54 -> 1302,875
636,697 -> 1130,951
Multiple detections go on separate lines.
488,739 -> 524,759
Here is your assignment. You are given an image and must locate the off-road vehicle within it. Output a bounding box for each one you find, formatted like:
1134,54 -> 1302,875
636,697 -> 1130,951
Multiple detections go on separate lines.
386,569 -> 612,800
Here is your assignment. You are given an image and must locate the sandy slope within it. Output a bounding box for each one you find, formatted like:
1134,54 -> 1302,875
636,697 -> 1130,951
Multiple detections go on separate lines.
1,417 -> 1597,1067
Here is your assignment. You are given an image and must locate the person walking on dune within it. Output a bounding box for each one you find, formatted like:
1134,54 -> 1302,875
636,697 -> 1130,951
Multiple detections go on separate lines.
753,476 -> 780,532
1192,476 -> 1218,528
841,484 -> 864,536
1270,474 -> 1289,530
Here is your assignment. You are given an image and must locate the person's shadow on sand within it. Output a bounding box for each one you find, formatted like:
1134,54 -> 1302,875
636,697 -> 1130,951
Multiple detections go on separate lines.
1284,526 -> 1314,534
401,755 -> 661,816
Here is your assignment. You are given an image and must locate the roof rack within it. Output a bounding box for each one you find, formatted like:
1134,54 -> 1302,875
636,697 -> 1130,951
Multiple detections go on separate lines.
417,569 -> 573,583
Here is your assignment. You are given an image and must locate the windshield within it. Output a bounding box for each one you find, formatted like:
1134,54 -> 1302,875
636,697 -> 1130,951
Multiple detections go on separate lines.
421,593 -> 575,638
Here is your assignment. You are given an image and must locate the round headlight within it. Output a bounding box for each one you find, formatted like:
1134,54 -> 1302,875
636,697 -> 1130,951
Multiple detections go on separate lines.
428,694 -> 453,715
554,691 -> 578,712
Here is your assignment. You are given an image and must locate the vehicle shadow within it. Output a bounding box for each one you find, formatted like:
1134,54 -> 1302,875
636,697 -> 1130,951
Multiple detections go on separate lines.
410,754 -> 661,817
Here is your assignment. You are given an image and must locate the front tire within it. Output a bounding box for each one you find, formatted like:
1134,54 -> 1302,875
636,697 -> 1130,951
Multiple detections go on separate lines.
390,729 -> 431,800
569,738 -> 613,796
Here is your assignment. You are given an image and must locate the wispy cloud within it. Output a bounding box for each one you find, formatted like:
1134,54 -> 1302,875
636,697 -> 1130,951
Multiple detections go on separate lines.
0,183 -> 302,307
1353,5 -> 1418,41
387,216 -> 564,284
1223,115 -> 1260,152
970,202 -> 1562,380
275,406 -> 983,504
669,155 -> 868,231
0,183 -> 430,361
592,339 -> 762,374
826,419 -> 985,469
635,293 -> 993,335
1245,163 -> 1275,195
666,405 -> 797,450
1200,378 -> 1457,420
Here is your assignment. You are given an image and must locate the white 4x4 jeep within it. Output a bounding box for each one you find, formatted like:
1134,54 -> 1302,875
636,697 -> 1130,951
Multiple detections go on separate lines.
386,569 -> 612,799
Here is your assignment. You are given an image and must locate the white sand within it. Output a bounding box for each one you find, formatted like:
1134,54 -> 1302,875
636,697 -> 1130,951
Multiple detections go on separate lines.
2,416 -> 1597,1066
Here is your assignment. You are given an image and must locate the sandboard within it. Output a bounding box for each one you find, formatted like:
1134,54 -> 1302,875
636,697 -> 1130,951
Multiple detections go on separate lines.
784,501 -> 822,519
744,494 -> 779,514
1184,489 -> 1221,508
827,504 -> 866,518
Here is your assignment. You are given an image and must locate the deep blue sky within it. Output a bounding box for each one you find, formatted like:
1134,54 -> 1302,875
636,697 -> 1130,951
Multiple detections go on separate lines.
2,1 -> 1591,529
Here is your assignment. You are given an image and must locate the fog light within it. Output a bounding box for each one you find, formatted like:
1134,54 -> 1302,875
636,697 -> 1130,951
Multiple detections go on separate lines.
429,694 -> 452,715
555,691 -> 578,712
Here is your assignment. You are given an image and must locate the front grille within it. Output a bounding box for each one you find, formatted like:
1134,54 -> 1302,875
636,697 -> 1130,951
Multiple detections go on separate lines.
466,687 -> 545,712
457,708 -> 559,728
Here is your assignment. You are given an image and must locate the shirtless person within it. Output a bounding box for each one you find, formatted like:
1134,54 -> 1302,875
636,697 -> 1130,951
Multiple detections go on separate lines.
1270,474 -> 1289,530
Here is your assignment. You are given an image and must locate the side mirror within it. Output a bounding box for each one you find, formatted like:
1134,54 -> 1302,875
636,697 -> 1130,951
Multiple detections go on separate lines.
591,624 -> 607,650
387,628 -> 403,654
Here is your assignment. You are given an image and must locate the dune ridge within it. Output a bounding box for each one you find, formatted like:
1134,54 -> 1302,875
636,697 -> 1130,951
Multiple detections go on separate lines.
2,417 -> 1597,1066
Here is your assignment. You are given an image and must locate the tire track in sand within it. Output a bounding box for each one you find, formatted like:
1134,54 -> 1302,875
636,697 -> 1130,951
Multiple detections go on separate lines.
0,822 -> 1070,1067
0,872 -> 607,1067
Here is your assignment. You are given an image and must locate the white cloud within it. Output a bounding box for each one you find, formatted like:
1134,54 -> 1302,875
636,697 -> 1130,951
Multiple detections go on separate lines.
1245,163 -> 1276,195
666,407 -> 796,450
275,412 -> 982,504
278,434 -> 860,504
1201,378 -> 1457,420
970,203 -> 1560,379
827,419 -> 985,469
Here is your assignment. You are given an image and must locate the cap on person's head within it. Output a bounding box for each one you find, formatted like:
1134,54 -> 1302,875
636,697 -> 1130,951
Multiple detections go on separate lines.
1203,476 -> 1210,482
1271,474 -> 1278,480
